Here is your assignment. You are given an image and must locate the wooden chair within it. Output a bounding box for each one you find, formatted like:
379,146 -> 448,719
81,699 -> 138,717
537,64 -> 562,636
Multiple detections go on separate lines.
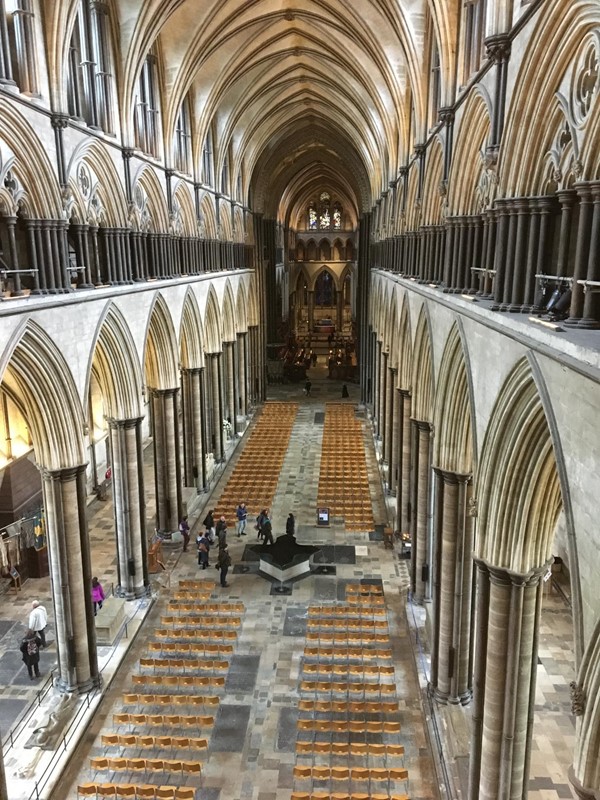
133,787 -> 155,799
77,785 -> 98,798
95,787 -> 117,798
163,760 -> 183,773
155,788 -> 176,800
90,757 -> 109,772
126,759 -> 146,771
114,786 -> 136,799
108,759 -> 128,772
101,734 -> 119,747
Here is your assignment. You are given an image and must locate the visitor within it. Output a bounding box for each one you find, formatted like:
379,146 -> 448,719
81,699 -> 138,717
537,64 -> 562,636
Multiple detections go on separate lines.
91,577 -> 105,615
236,502 -> 248,537
216,516 -> 228,549
216,544 -> 232,587
28,600 -> 48,648
286,513 -> 296,537
262,512 -> 274,545
197,531 -> 211,569
304,380 -> 312,396
20,629 -> 42,680
179,515 -> 191,551
203,509 -> 215,542
341,384 -> 350,398
256,509 -> 267,539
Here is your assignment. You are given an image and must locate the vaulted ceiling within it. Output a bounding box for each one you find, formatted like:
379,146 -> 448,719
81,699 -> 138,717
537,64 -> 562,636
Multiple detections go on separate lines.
111,0 -> 432,222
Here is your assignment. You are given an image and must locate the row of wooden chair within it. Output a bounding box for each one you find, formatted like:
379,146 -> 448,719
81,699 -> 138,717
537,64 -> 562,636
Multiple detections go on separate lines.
140,657 -> 229,671
90,758 -> 200,775
113,714 -> 212,728
303,648 -> 392,661
178,581 -> 213,589
307,621 -> 388,632
154,629 -> 237,641
300,682 -> 397,696
302,665 -> 395,679
147,643 -> 234,656
290,793 -> 408,800
345,585 -> 383,595
305,633 -> 390,645
123,692 -> 221,708
132,674 -> 225,689
293,766 -> 408,781
160,615 -> 241,628
308,607 -> 386,618
171,592 -> 212,601
343,596 -> 385,607
296,742 -> 405,759
297,700 -> 398,714
297,720 -> 401,734
167,601 -> 244,613
101,735 -> 208,751
77,784 -> 195,799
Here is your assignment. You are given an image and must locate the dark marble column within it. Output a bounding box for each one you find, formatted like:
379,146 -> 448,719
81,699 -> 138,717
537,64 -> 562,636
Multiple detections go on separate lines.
580,183 -> 600,328
469,560 -> 547,800
508,198 -> 530,311
385,366 -> 396,480
208,353 -> 224,462
237,332 -> 248,418
150,388 -> 182,536
410,420 -> 432,603
431,470 -> 474,704
42,465 -> 100,692
565,184 -> 594,326
396,390 -> 412,536
181,368 -> 205,492
108,417 -> 149,599
492,201 -> 510,306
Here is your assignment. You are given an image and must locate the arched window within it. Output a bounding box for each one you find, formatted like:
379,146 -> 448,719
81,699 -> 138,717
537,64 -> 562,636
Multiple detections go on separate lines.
332,204 -> 342,230
202,128 -> 213,185
67,0 -> 115,133
315,270 -> 336,307
307,193 -> 343,231
4,0 -> 38,94
134,48 -> 160,156
174,95 -> 192,174
319,192 -> 331,229
221,148 -> 230,195
427,34 -> 441,130
462,0 -> 487,82
308,204 -> 317,230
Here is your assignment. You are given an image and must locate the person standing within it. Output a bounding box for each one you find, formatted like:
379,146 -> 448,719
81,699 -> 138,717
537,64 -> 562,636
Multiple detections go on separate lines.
197,532 -> 210,570
216,516 -> 228,549
256,509 -> 267,540
179,516 -> 191,552
286,513 -> 296,537
20,629 -> 42,680
341,384 -> 350,398
236,502 -> 248,537
304,380 -> 312,396
216,545 -> 232,587
28,601 -> 48,648
262,512 -> 274,545
91,577 -> 105,615
203,509 -> 215,542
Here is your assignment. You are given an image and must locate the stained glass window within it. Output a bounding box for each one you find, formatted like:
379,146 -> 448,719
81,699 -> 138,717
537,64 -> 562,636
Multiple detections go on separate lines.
319,208 -> 330,229
332,205 -> 342,230
308,205 -> 318,229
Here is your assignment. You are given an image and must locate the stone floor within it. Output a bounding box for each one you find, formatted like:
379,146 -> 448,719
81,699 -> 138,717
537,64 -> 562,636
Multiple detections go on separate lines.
0,366 -> 579,799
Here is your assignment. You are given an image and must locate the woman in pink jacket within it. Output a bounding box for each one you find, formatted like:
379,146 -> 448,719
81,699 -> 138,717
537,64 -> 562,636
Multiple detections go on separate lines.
92,577 -> 105,616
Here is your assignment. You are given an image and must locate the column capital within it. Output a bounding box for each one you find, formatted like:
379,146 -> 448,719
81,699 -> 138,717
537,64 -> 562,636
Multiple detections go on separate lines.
41,464 -> 87,481
433,466 -> 472,484
180,366 -> 203,376
149,386 -> 180,399
438,107 -> 455,126
50,113 -> 69,130
474,557 -> 552,587
485,33 -> 511,64
107,416 -> 144,430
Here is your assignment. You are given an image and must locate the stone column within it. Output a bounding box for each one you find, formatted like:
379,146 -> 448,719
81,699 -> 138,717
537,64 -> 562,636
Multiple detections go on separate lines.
42,465 -> 100,692
581,183 -> 600,328
431,470 -> 474,704
492,201 -> 510,306
108,417 -> 149,598
508,199 -> 530,310
388,385 -> 400,496
0,739 -> 7,800
150,388 -> 182,536
469,560 -> 546,800
181,368 -> 205,491
208,353 -> 224,462
565,184 -> 594,326
237,332 -> 248,417
375,341 -> 383,438
410,420 -> 432,603
396,390 -> 412,535
380,351 -> 389,456
385,366 -> 397,482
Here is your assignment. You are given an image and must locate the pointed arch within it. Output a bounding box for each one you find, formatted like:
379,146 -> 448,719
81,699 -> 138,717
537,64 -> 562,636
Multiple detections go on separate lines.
203,286 -> 222,353
144,294 -> 179,389
133,164 -> 170,233
221,280 -> 237,341
247,273 -> 259,327
235,280 -> 249,333
0,320 -> 85,469
199,193 -> 217,239
385,292 -> 398,371
448,89 -> 492,214
180,289 -> 205,369
66,139 -> 129,227
87,303 -> 144,420
220,203 -> 233,241
421,136 -> 444,225
433,323 -> 474,473
233,206 -> 245,244
398,298 -> 413,391
475,359 -> 563,573
411,306 -> 433,420
173,181 -> 198,237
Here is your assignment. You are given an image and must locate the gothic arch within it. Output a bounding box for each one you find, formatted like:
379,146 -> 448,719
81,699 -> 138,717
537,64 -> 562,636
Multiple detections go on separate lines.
448,90 -> 492,215
398,298 -> 413,391
432,323 -> 474,473
199,192 -> 217,239
235,280 -> 249,333
0,100 -> 62,218
133,164 -> 170,233
143,294 -> 179,389
233,206 -> 245,244
573,616 -> 600,795
247,273 -> 259,327
319,239 -> 331,260
405,165 -> 420,230
203,286 -> 222,353
0,320 -> 85,469
180,289 -> 205,369
421,136 -> 444,225
220,204 -> 233,241
475,359 -> 563,573
87,303 -> 144,421
411,306 -> 433,421
172,181 -> 197,236
221,280 -> 237,341
384,291 -> 398,371
501,0 -> 600,192
66,139 -> 129,227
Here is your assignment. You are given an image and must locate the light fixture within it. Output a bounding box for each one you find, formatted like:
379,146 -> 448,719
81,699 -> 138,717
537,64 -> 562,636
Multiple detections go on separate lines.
460,294 -> 478,302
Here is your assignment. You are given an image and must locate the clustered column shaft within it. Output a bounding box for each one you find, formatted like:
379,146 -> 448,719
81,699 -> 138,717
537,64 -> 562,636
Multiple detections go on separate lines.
151,388 -> 182,535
